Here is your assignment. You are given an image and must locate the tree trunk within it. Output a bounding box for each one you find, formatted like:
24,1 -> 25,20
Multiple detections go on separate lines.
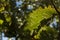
16,37 -> 18,40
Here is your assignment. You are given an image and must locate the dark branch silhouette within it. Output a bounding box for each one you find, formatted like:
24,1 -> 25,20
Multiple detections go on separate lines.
50,0 -> 60,14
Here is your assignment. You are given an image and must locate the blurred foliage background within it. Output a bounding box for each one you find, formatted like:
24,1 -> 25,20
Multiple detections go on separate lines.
0,0 -> 60,40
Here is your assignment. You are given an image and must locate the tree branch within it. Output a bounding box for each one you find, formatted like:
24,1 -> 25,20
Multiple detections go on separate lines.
50,0 -> 60,14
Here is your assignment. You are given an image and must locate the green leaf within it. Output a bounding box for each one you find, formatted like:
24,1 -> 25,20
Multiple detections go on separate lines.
0,7 -> 5,12
0,19 -> 4,25
24,6 -> 56,31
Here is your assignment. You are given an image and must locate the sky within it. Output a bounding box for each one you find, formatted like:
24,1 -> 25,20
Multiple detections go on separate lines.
2,33 -> 15,40
16,0 -> 23,7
